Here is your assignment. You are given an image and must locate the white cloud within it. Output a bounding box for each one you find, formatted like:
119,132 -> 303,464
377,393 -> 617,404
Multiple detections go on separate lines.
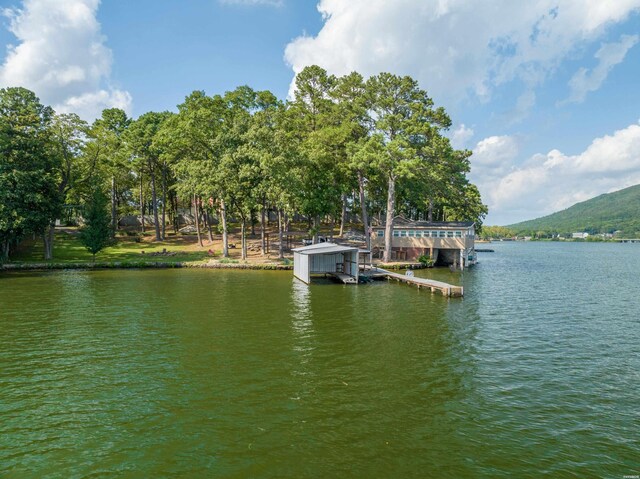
564,34 -> 639,104
285,0 -> 640,111
0,0 -> 131,120
473,135 -> 519,167
219,0 -> 283,6
474,122 -> 640,224
450,124 -> 474,149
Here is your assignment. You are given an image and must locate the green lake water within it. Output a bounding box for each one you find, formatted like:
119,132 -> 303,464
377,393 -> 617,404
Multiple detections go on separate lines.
1,242 -> 639,478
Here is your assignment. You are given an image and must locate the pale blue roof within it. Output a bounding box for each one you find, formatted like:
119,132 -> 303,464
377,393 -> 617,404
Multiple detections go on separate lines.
292,242 -> 359,255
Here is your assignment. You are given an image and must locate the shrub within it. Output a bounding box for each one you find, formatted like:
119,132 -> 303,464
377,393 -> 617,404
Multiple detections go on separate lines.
418,254 -> 434,267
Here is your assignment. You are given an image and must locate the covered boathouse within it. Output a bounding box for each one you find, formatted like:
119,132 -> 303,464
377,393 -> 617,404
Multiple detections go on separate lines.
370,216 -> 476,269
292,243 -> 365,284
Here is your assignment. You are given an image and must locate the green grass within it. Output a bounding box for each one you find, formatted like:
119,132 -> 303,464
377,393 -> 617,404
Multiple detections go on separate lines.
218,258 -> 239,264
10,231 -> 209,265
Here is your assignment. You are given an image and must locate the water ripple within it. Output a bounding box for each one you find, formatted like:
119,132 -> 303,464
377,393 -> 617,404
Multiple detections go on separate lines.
1,244 -> 639,478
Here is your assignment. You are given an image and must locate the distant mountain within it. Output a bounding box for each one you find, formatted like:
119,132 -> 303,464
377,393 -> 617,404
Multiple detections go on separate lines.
508,184 -> 640,235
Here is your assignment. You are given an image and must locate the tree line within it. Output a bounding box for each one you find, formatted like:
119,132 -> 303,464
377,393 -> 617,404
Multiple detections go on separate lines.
0,65 -> 487,263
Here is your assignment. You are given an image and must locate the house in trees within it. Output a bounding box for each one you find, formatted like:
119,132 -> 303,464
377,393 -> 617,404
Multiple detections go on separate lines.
371,216 -> 476,269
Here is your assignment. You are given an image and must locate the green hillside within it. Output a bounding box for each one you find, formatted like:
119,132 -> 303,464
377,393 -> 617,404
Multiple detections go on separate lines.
508,184 -> 640,236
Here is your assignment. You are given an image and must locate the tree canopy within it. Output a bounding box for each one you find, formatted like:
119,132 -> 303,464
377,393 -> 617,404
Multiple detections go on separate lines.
0,67 -> 487,261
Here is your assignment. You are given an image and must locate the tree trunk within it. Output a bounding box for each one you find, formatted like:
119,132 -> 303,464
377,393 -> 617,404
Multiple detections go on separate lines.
1,239 -> 9,262
171,191 -> 179,234
383,174 -> 396,263
278,208 -> 284,260
43,221 -> 55,260
260,199 -> 267,256
220,199 -> 229,257
139,173 -> 145,234
428,198 -> 434,222
312,216 -> 320,244
149,160 -> 161,241
339,193 -> 347,237
358,170 -> 370,250
205,208 -> 213,243
111,176 -> 117,236
161,162 -> 167,240
241,218 -> 247,260
194,194 -> 203,247
250,210 -> 256,236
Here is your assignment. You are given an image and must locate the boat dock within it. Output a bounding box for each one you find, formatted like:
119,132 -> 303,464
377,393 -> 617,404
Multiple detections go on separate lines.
329,272 -> 358,284
361,267 -> 463,297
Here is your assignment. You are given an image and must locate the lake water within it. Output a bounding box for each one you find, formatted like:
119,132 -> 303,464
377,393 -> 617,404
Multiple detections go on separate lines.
1,242 -> 639,478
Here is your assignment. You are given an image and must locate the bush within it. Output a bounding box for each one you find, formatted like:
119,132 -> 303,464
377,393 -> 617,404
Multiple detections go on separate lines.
418,254 -> 434,267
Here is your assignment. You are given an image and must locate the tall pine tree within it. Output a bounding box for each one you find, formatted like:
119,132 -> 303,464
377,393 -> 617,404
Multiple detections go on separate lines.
80,188 -> 113,262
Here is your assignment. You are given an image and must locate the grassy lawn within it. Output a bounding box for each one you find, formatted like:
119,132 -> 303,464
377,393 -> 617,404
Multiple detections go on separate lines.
11,230 -> 209,264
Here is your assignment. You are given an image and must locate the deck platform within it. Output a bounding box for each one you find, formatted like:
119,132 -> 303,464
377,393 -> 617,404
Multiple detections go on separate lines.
329,272 -> 358,284
361,267 -> 463,297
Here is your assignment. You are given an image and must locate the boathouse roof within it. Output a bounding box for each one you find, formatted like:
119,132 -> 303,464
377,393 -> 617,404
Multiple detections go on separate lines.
372,216 -> 474,229
291,242 -> 359,255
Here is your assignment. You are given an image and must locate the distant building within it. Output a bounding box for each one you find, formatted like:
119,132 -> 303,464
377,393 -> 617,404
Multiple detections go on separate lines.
572,232 -> 589,239
370,216 -> 476,269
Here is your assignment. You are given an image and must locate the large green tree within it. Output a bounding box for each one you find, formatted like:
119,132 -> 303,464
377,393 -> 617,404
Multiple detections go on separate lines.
45,112 -> 89,259
126,111 -> 172,241
289,66 -> 344,242
0,87 -> 61,261
163,91 -> 227,250
83,108 -> 131,238
366,73 -> 452,262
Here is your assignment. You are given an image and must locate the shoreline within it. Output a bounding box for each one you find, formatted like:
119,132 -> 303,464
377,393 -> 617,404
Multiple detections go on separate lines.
0,261 -> 294,272
0,260 -> 425,273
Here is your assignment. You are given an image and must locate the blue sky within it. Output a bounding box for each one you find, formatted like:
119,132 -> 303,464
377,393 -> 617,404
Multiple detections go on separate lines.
1,0 -> 639,225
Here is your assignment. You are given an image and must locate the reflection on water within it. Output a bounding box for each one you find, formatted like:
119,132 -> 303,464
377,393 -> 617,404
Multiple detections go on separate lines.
290,278 -> 311,322
1,242 -> 639,478
289,278 -> 315,387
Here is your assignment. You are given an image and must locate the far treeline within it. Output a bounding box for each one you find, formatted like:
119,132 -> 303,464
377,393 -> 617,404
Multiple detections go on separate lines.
0,65 -> 487,263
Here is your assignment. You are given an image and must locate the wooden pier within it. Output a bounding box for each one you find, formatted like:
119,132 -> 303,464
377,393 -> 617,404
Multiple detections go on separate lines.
361,267 -> 463,297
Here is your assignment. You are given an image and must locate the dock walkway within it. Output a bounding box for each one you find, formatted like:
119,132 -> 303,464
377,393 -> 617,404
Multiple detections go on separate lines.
361,267 -> 463,297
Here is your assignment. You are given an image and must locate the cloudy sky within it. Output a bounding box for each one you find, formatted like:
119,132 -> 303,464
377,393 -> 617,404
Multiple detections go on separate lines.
0,0 -> 639,225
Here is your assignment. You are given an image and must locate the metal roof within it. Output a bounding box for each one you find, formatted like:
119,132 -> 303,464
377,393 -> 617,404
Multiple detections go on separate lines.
372,219 -> 475,229
292,242 -> 360,255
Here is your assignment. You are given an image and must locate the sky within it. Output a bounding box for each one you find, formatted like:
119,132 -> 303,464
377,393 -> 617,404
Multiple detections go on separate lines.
0,0 -> 639,225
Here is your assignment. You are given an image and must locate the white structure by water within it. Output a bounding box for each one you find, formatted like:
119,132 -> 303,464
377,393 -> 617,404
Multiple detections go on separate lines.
292,243 -> 361,284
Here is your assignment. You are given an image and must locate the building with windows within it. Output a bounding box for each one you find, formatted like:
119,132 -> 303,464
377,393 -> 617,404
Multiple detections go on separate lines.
371,216 -> 476,269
